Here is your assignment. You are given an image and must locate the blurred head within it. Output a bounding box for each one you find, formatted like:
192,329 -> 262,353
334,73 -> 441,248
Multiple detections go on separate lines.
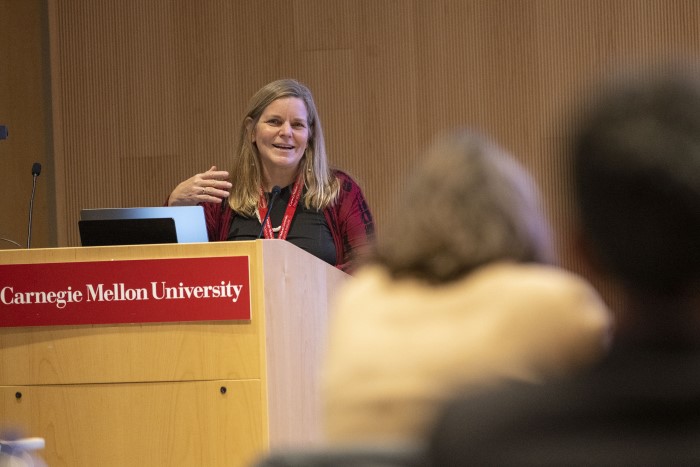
572,70 -> 700,297
375,129 -> 554,284
229,79 -> 337,215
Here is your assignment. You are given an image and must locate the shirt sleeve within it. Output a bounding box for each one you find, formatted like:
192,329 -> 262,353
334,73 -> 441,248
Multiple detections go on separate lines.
334,172 -> 375,273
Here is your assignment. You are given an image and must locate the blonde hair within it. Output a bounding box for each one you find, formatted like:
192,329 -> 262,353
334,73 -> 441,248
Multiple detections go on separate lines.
375,129 -> 554,284
228,79 -> 339,216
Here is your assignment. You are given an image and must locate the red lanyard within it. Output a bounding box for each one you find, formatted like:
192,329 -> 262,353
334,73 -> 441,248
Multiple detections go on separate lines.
257,176 -> 303,240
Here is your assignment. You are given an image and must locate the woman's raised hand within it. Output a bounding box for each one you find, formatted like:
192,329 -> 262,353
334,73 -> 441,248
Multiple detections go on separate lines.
168,166 -> 232,206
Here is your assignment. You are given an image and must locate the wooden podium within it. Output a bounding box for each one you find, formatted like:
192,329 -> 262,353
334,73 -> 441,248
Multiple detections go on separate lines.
0,240 -> 348,466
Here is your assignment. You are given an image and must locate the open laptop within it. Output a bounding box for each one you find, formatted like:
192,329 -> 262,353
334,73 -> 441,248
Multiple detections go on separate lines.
79,206 -> 209,246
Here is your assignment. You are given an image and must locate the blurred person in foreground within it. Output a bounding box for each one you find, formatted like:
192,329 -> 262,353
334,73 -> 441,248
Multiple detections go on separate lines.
167,78 -> 374,272
428,70 -> 700,466
321,129 -> 612,446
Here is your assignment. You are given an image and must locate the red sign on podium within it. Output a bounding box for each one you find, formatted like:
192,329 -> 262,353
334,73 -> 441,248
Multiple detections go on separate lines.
0,256 -> 251,327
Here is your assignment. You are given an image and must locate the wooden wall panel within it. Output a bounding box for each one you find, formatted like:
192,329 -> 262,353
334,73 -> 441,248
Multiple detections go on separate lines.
41,0 -> 700,310
0,0 -> 52,250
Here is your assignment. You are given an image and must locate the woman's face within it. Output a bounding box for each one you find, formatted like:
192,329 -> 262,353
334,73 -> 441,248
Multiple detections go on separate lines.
252,97 -> 310,173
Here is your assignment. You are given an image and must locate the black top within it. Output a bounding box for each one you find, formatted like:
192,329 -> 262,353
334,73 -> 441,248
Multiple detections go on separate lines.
427,342 -> 700,466
228,185 -> 337,266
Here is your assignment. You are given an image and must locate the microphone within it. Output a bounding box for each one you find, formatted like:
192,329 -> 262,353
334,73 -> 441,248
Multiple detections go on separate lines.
257,185 -> 281,239
27,162 -> 41,248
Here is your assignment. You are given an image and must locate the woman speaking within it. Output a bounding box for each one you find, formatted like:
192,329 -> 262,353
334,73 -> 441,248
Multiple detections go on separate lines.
168,79 -> 374,273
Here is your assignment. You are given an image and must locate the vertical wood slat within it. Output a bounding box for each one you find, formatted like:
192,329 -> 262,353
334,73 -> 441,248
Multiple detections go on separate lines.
47,0 -> 700,309
0,0 -> 50,249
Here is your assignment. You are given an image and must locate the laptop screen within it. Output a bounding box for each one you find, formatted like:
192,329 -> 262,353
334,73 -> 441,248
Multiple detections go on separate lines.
79,206 -> 209,246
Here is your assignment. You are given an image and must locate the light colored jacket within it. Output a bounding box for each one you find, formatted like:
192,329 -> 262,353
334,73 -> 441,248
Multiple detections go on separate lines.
322,262 -> 612,443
